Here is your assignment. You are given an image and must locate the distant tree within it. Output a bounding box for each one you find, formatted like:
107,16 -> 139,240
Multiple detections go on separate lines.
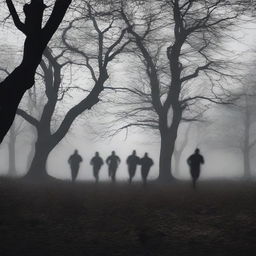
0,0 -> 72,144
1,64 -> 47,177
117,0 -> 240,182
5,117 -> 28,176
0,43 -> 36,176
206,83 -> 256,179
173,123 -> 192,176
239,91 -> 256,178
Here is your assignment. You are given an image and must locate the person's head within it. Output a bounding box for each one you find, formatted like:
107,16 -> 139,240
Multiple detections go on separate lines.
95,152 -> 99,156
132,150 -> 136,155
112,151 -> 115,155
195,148 -> 200,154
144,152 -> 148,157
74,149 -> 78,154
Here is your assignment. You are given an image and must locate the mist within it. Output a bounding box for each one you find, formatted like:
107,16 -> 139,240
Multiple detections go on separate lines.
1,1 -> 256,255
0,22 -> 255,181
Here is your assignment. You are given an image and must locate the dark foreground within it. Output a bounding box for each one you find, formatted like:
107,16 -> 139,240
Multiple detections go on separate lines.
0,178 -> 255,256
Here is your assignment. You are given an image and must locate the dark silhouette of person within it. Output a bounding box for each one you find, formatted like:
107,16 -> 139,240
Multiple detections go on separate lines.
68,149 -> 83,182
140,153 -> 154,185
90,152 -> 104,183
106,151 -> 121,182
127,150 -> 140,184
187,148 -> 205,189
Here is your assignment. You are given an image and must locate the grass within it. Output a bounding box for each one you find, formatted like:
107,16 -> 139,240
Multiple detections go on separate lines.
0,178 -> 255,256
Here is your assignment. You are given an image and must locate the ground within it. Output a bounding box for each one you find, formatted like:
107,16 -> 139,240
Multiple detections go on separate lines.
0,178 -> 255,256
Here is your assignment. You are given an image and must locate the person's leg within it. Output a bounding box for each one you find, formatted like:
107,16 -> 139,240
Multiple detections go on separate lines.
108,166 -> 111,177
190,169 -> 196,189
71,167 -> 75,182
142,176 -> 146,186
74,166 -> 79,181
192,178 -> 196,189
96,168 -> 99,183
141,168 -> 146,186
144,169 -> 149,185
128,167 -> 132,184
131,167 -> 136,184
93,167 -> 98,183
193,169 -> 200,189
112,169 -> 116,182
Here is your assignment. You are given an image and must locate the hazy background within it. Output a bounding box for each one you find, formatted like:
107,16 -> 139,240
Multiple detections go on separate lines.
0,11 -> 256,182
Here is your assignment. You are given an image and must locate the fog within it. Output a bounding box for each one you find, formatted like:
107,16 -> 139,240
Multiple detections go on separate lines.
0,2 -> 256,183
2,2 -> 256,256
0,108 -> 251,181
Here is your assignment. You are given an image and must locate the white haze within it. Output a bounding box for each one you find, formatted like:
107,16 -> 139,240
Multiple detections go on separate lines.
0,18 -> 256,181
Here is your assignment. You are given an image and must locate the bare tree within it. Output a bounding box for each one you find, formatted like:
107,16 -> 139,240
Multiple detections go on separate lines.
0,0 -> 72,144
206,82 -> 256,179
117,0 -> 241,182
16,2 -> 129,180
5,117 -> 29,176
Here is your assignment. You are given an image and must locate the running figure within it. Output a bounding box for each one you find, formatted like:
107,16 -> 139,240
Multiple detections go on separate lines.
106,151 -> 121,182
187,148 -> 204,189
126,150 -> 140,184
90,152 -> 104,183
68,149 -> 83,182
140,153 -> 154,185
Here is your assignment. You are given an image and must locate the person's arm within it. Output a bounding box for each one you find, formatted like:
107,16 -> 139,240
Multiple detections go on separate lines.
90,158 -> 93,165
106,157 -> 109,165
201,156 -> 205,164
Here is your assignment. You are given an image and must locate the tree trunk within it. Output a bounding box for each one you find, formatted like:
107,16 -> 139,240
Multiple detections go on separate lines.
172,124 -> 191,176
158,130 -> 175,182
243,149 -> 251,179
25,139 -> 53,180
243,106 -> 251,179
26,126 -> 37,172
173,149 -> 181,176
8,124 -> 16,176
243,123 -> 251,179
157,106 -> 182,183
26,144 -> 35,172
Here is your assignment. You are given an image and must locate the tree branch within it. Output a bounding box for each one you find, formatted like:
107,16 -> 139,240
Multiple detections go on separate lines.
62,19 -> 98,82
16,108 -> 39,128
181,62 -> 213,82
0,67 -> 10,76
42,0 -> 72,43
181,95 -> 233,105
249,138 -> 256,149
121,8 -> 163,115
6,0 -> 27,34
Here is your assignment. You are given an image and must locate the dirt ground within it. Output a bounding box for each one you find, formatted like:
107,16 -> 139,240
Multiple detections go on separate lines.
0,178 -> 255,256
